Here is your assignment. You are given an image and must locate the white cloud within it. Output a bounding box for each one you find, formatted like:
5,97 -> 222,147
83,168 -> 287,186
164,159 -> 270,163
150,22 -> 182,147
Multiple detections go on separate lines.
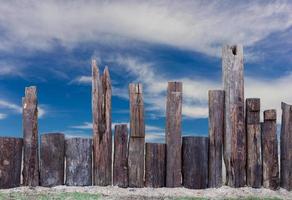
70,122 -> 92,129
0,113 -> 7,120
0,99 -> 46,118
70,76 -> 92,85
0,1 -> 291,58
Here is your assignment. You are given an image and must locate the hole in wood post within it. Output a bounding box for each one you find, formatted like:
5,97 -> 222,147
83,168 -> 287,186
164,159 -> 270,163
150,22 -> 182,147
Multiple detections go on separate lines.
231,46 -> 237,55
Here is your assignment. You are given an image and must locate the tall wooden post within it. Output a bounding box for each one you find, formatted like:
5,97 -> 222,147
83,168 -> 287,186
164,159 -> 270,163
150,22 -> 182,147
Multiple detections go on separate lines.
92,60 -> 112,186
0,137 -> 23,189
222,45 -> 246,187
128,83 -> 145,188
246,98 -> 262,188
65,138 -> 92,186
166,82 -> 182,187
262,109 -> 279,190
182,136 -> 208,189
22,86 -> 39,186
208,90 -> 224,188
145,143 -> 166,188
40,133 -> 65,187
113,124 -> 129,188
280,102 -> 292,191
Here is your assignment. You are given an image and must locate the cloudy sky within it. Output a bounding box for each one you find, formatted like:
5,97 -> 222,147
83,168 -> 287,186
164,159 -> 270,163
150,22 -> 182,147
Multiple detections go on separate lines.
0,0 -> 292,142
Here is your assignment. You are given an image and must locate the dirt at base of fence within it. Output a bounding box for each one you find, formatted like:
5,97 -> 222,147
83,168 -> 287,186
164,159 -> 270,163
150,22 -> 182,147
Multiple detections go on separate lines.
0,185 -> 291,200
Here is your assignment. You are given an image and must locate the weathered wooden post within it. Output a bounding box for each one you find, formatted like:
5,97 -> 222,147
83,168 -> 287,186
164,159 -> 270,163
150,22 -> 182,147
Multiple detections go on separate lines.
222,45 -> 246,187
0,137 -> 23,189
145,143 -> 166,188
22,86 -> 39,186
40,133 -> 65,187
262,109 -> 279,190
166,82 -> 182,187
65,138 -> 92,186
128,83 -> 145,188
246,98 -> 262,188
113,124 -> 129,188
182,136 -> 208,189
92,60 -> 112,186
208,90 -> 224,188
280,102 -> 292,191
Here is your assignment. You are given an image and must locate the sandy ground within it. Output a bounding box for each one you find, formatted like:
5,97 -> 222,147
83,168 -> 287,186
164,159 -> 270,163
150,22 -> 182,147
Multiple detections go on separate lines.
1,186 -> 292,200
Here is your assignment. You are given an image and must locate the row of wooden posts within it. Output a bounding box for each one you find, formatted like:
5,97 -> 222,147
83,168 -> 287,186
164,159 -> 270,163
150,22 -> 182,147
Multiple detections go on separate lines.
1,45 -> 292,191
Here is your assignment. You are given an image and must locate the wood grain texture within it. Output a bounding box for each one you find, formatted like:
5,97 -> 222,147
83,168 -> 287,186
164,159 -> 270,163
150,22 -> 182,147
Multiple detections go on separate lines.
113,124 -> 129,188
182,136 -> 208,189
262,110 -> 279,190
128,137 -> 145,188
246,98 -> 262,188
22,86 -> 39,187
222,45 -> 246,187
40,133 -> 65,187
65,138 -> 92,186
166,82 -> 182,187
92,60 -> 112,186
0,137 -> 23,189
145,143 -> 166,188
280,102 -> 292,191
128,83 -> 145,188
208,90 -> 224,188
129,83 -> 145,138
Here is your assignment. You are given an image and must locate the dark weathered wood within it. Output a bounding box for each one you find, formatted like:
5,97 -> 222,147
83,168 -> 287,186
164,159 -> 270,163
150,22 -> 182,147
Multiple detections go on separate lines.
113,124 -> 129,188
280,102 -> 292,191
65,138 -> 92,186
92,60 -> 112,186
128,83 -> 145,188
208,90 -> 224,188
182,136 -> 208,189
262,110 -> 279,190
40,133 -> 65,187
128,137 -> 145,188
145,143 -> 166,188
0,137 -> 23,189
22,86 -> 39,186
166,81 -> 182,187
129,83 -> 145,138
222,45 -> 246,187
246,98 -> 262,188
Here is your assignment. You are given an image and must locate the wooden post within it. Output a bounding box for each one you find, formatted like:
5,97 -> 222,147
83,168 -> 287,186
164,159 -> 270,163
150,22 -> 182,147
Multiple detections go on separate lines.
262,109 -> 279,190
166,82 -> 182,187
280,102 -> 292,191
65,138 -> 92,186
222,45 -> 246,187
128,83 -> 145,188
208,90 -> 224,188
92,60 -> 112,186
145,143 -> 166,188
0,137 -> 23,189
113,124 -> 129,188
246,98 -> 262,188
22,86 -> 39,186
40,133 -> 65,187
182,136 -> 208,189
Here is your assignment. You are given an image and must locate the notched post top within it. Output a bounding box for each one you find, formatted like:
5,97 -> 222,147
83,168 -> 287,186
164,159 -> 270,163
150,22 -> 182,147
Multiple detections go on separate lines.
264,109 -> 277,121
129,83 -> 143,94
167,82 -> 182,93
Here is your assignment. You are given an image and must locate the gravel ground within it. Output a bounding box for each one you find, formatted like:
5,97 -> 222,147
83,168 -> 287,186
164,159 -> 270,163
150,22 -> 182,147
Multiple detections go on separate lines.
0,186 -> 291,200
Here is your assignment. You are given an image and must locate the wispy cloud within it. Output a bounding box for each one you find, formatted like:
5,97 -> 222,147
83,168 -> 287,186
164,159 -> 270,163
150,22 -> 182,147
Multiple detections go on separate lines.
0,99 -> 46,118
0,113 -> 7,120
0,1 -> 291,58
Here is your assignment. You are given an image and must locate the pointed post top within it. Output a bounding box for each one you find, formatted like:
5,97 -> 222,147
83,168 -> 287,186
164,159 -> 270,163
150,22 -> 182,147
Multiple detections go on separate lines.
103,66 -> 111,80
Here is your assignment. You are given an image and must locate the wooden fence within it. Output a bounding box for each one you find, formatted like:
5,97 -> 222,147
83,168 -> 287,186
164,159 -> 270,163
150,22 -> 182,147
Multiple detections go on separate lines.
1,45 -> 292,191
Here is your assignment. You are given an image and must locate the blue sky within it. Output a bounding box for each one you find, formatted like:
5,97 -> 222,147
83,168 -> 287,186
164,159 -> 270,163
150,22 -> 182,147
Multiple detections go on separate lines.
0,1 -> 292,142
